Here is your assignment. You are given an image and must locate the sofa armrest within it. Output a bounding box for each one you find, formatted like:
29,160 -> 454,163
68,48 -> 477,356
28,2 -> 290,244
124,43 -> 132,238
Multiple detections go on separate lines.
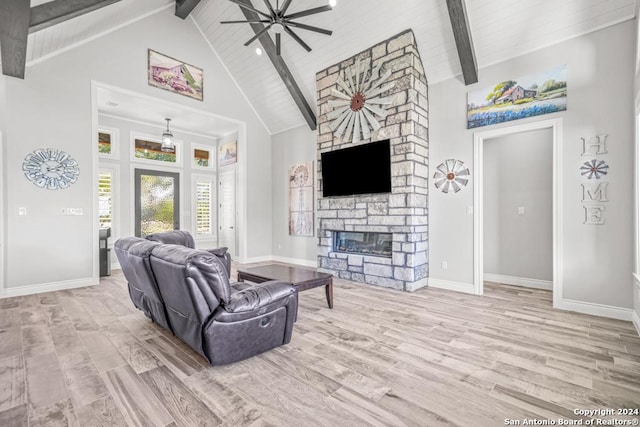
204,247 -> 231,278
223,281 -> 296,313
205,246 -> 228,257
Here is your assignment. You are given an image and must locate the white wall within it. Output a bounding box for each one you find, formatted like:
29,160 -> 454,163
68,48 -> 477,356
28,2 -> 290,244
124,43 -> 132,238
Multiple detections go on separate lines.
483,128 -> 553,282
430,20 -> 635,311
271,125 -> 317,265
0,7 -> 272,292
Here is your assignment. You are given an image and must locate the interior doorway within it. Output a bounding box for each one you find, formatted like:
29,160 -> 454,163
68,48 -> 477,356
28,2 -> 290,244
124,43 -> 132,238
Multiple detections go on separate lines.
483,128 -> 553,290
473,118 -> 563,308
134,168 -> 180,237
218,169 -> 237,257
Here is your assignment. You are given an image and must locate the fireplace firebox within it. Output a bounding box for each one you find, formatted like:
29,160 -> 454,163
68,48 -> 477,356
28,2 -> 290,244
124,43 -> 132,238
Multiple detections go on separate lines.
333,231 -> 392,258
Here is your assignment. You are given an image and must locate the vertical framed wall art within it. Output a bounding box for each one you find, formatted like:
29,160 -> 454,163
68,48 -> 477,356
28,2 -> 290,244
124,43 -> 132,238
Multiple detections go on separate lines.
289,162 -> 314,237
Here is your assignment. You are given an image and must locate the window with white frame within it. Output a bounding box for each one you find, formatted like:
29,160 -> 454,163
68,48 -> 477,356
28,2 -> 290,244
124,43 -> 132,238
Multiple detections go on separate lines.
193,175 -> 216,239
130,132 -> 182,166
192,143 -> 216,170
98,171 -> 114,229
98,127 -> 119,159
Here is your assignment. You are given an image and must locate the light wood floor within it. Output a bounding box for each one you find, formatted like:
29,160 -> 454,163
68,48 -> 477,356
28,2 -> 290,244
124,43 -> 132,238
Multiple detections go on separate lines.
0,264 -> 639,427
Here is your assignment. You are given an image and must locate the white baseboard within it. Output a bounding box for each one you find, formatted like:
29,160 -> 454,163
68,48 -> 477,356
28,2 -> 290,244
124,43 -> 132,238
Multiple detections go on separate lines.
633,273 -> 640,335
633,310 -> 640,336
1,277 -> 97,299
428,278 -> 475,294
484,273 -> 552,290
271,256 -> 317,268
238,255 -> 317,268
556,298 -> 633,322
239,255 -> 275,264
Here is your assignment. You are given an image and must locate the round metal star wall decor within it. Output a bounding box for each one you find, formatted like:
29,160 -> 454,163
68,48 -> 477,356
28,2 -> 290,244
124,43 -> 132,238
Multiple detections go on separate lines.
434,159 -> 470,194
22,148 -> 80,190
327,59 -> 395,143
580,159 -> 609,180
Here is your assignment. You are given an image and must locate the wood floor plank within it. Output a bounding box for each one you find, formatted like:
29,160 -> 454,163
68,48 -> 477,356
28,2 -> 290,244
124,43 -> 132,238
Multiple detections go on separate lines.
0,328 -> 22,360
102,364 -> 174,427
21,324 -> 55,358
59,350 -> 109,408
0,355 -> 26,412
144,336 -> 204,379
140,366 -> 222,426
28,398 -> 79,427
184,369 -> 262,426
0,403 -> 28,426
49,321 -> 86,356
25,353 -> 68,411
79,331 -> 127,373
75,395 -> 128,427
106,331 -> 162,374
57,295 -> 100,332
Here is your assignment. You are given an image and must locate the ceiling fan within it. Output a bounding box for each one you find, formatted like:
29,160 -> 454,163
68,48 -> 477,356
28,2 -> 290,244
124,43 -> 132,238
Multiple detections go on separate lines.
221,0 -> 334,55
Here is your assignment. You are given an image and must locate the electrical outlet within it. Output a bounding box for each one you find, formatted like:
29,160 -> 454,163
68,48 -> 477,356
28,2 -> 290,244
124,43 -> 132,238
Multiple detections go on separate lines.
518,207 -> 525,215
278,243 -> 282,250
18,207 -> 27,216
441,261 -> 448,270
467,206 -> 473,215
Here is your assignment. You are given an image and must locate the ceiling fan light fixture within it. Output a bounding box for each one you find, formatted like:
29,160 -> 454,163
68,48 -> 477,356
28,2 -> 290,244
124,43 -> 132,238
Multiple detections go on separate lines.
161,118 -> 175,152
271,22 -> 285,33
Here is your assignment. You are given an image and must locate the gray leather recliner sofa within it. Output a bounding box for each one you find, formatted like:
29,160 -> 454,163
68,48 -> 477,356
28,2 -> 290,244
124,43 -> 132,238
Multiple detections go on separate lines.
114,233 -> 298,365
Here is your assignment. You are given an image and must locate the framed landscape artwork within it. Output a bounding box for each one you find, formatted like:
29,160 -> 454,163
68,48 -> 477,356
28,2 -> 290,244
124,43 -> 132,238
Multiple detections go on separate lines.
289,162 -> 314,237
219,141 -> 237,166
148,49 -> 203,101
467,65 -> 567,129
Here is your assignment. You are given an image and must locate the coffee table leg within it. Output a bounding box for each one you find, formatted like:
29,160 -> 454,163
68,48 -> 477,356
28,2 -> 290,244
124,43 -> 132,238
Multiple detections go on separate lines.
325,279 -> 333,309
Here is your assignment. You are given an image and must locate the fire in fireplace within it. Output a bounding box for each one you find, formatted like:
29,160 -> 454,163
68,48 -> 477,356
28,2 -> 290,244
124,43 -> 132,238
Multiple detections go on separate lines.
333,231 -> 392,258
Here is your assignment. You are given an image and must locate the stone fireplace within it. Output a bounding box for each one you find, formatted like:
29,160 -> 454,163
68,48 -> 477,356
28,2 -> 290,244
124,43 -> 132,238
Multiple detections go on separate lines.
316,30 -> 429,291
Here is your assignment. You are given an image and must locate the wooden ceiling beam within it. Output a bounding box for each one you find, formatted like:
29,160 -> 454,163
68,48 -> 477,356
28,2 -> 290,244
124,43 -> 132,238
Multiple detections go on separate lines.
0,0 -> 30,79
29,0 -> 121,33
236,0 -> 317,131
446,0 -> 478,85
175,0 -> 202,20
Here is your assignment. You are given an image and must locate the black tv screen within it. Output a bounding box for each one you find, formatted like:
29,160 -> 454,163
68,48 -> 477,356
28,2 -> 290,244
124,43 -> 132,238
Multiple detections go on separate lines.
321,139 -> 391,197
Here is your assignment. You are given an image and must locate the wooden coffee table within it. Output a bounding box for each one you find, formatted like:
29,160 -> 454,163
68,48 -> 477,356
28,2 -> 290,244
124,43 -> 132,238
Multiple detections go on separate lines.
237,264 -> 333,309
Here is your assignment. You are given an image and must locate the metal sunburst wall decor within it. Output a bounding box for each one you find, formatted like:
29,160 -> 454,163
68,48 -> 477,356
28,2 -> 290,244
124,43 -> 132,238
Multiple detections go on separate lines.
434,159 -> 470,194
580,159 -> 609,180
327,59 -> 395,143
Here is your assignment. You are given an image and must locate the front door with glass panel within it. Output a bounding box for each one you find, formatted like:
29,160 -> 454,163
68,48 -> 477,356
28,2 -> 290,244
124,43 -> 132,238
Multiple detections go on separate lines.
134,169 -> 180,237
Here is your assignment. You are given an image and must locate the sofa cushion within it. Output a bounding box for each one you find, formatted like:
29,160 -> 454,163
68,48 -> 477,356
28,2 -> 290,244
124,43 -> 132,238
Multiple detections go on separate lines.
146,230 -> 195,248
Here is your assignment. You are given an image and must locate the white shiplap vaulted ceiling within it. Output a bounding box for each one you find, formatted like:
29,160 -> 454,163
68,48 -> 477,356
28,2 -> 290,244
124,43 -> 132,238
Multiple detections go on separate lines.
13,0 -> 638,134
192,0 -> 636,134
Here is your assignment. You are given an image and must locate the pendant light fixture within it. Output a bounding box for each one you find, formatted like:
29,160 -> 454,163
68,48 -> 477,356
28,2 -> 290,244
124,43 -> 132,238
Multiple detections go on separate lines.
161,118 -> 175,152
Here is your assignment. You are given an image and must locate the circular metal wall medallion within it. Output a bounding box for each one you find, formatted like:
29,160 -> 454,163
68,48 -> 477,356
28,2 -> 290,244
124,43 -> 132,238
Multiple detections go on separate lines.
434,159 -> 470,194
22,148 -> 80,190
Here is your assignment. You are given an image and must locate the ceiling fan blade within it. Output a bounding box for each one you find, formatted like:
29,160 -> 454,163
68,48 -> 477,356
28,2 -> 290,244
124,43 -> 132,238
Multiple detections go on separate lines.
276,32 -> 281,56
262,0 -> 275,16
280,0 -> 293,14
220,19 -> 271,24
286,21 -> 332,36
244,24 -> 272,46
228,0 -> 271,19
285,5 -> 332,20
283,26 -> 311,52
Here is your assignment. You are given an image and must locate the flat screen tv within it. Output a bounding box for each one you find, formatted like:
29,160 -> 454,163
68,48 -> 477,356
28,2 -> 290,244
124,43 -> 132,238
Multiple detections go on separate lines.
321,139 -> 391,197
